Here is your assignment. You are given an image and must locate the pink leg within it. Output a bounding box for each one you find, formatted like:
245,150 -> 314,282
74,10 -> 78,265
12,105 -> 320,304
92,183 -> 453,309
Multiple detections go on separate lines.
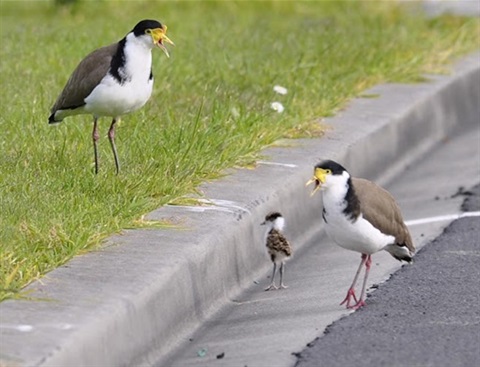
351,254 -> 372,310
340,254 -> 367,308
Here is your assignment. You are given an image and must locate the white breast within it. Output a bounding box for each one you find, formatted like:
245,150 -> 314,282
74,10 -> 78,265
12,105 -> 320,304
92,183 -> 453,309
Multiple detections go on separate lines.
85,33 -> 154,118
324,212 -> 394,255
321,175 -> 394,255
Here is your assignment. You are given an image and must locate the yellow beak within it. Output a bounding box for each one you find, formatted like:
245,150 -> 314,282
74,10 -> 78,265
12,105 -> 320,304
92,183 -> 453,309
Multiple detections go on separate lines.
151,26 -> 175,58
305,168 -> 329,197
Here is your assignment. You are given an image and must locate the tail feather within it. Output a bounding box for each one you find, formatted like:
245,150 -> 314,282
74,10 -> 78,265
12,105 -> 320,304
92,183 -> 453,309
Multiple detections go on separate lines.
385,243 -> 414,263
49,112 -> 61,124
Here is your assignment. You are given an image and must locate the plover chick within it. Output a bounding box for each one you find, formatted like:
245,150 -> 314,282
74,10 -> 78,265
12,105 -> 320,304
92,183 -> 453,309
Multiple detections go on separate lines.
261,212 -> 292,291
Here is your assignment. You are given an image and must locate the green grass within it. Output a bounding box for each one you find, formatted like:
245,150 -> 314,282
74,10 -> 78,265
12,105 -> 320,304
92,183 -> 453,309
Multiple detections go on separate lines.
1,0 -> 479,301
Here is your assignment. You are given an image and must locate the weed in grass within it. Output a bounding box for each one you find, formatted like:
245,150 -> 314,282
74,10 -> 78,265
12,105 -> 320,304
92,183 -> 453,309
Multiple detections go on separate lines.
1,0 -> 479,300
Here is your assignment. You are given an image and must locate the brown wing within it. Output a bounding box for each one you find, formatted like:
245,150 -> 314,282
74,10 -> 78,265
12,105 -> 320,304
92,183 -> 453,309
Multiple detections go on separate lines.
266,230 -> 292,257
51,43 -> 118,113
352,178 -> 415,252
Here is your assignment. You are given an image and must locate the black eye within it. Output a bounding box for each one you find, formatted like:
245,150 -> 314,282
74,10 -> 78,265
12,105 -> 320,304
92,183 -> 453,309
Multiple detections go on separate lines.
145,29 -> 152,34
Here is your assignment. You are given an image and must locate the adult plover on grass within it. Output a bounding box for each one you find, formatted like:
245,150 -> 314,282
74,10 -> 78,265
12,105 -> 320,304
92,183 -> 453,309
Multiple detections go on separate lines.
49,19 -> 174,174
261,212 -> 292,291
306,160 -> 415,309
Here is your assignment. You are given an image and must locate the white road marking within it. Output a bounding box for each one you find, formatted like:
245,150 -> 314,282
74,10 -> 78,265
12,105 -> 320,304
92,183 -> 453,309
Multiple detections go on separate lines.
0,323 -> 74,332
198,199 -> 251,214
0,324 -> 34,332
166,204 -> 235,214
406,211 -> 480,226
257,161 -> 297,168
166,199 -> 251,215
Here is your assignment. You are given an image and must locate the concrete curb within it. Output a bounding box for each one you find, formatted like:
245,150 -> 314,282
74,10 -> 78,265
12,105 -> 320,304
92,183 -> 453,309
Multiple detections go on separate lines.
1,51 -> 479,367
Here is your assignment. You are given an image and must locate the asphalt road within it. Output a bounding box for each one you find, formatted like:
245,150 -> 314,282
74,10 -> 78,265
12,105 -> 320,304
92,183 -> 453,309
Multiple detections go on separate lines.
162,112 -> 480,367
295,184 -> 480,367
162,112 -> 479,367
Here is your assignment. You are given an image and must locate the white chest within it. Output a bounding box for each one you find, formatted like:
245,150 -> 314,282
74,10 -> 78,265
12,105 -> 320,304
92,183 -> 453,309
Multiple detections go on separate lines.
85,40 -> 154,117
322,189 -> 394,255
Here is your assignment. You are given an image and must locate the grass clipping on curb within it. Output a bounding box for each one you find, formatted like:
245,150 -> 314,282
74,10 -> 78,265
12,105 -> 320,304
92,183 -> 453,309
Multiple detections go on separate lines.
1,1 -> 479,300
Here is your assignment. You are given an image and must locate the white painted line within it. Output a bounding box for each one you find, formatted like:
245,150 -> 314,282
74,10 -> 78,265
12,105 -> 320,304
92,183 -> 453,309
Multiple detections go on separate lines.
0,324 -> 34,332
257,161 -> 297,168
166,199 -> 251,215
199,199 -> 251,214
0,323 -> 74,332
406,211 -> 480,226
166,204 -> 235,214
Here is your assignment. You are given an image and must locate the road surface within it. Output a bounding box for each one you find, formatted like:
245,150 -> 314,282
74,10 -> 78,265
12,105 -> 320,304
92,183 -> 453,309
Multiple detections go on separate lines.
295,183 -> 480,367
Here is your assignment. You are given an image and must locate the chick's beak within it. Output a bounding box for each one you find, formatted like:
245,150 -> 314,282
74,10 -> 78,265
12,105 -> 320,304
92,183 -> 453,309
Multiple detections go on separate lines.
151,26 -> 175,58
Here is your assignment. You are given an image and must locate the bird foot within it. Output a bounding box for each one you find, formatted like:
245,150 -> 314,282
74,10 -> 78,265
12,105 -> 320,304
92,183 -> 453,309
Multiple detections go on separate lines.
279,284 -> 289,290
264,284 -> 278,291
350,300 -> 366,310
340,288 -> 358,309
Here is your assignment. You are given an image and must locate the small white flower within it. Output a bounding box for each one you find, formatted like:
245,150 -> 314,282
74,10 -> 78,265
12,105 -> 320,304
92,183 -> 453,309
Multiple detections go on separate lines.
270,101 -> 285,113
230,107 -> 240,119
273,85 -> 288,95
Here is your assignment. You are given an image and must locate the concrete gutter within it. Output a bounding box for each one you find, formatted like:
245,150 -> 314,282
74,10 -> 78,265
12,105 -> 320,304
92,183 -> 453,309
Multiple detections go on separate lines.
1,51 -> 479,367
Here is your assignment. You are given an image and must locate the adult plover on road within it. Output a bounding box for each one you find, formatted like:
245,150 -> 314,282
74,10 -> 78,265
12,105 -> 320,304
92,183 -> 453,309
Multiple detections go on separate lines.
49,19 -> 174,174
261,212 -> 292,291
307,160 -> 415,309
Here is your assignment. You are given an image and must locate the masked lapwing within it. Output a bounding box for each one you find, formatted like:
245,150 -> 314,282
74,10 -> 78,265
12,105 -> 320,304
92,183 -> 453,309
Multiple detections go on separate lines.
261,212 -> 292,291
306,160 -> 414,309
49,19 -> 174,174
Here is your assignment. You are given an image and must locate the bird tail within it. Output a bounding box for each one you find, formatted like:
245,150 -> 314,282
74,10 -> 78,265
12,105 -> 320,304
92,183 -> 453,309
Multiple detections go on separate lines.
49,112 -> 61,124
385,243 -> 414,263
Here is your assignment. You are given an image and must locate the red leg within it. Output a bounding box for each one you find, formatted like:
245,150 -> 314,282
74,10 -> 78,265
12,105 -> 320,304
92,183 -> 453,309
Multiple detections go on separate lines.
351,254 -> 372,310
340,254 -> 367,308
